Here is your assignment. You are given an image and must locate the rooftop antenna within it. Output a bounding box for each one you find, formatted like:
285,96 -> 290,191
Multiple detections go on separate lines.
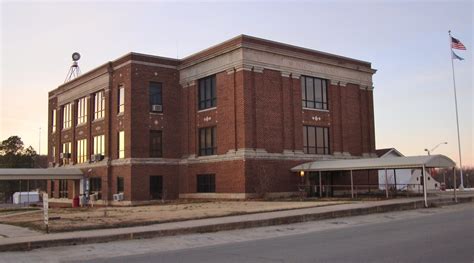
64,52 -> 81,83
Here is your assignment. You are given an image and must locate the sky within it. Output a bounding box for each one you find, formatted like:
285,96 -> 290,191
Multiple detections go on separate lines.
0,0 -> 472,166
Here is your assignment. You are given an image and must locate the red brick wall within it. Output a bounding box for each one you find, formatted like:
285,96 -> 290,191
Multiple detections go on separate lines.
47,49 -> 377,202
179,160 -> 246,194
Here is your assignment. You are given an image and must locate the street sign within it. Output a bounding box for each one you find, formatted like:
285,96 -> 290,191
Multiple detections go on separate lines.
43,193 -> 49,233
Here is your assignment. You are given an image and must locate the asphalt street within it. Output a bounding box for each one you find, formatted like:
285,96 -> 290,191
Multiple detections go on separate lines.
88,203 -> 473,263
1,203 -> 472,263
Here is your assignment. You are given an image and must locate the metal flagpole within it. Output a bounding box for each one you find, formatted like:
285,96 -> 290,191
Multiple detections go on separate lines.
448,30 -> 464,190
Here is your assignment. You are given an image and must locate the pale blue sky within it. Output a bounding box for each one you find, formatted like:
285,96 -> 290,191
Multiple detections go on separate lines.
1,0 -> 472,166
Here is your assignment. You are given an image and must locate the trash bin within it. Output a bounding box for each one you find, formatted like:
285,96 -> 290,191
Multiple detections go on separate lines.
72,196 -> 80,208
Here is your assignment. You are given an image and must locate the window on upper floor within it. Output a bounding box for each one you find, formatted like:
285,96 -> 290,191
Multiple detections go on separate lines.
150,130 -> 163,158
118,131 -> 125,159
62,142 -> 72,164
62,103 -> 72,129
149,82 -> 163,113
118,85 -> 124,114
52,109 -> 56,133
76,139 -> 87,164
94,91 -> 105,120
303,126 -> 330,155
199,126 -> 216,156
77,97 -> 88,125
93,135 -> 105,156
197,174 -> 216,193
301,76 -> 328,110
198,75 -> 216,110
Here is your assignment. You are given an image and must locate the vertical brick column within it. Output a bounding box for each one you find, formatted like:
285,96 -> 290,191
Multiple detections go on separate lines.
188,81 -> 197,156
339,81 -> 349,155
70,101 -> 76,164
291,75 -> 303,152
87,94 -> 93,159
281,71 -> 298,152
252,67 -> 264,150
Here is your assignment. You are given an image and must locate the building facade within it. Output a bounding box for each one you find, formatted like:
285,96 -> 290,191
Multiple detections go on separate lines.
47,35 -> 377,204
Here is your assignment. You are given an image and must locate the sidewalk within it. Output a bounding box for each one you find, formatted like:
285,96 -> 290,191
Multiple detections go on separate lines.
0,193 -> 472,252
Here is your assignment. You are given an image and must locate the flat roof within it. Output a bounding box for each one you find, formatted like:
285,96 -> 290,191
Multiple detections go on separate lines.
0,168 -> 84,180
291,155 -> 456,172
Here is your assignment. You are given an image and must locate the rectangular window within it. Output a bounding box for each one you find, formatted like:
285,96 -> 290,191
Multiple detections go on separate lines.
197,174 -> 216,193
117,177 -> 124,194
303,126 -> 330,155
198,75 -> 216,110
62,103 -> 72,129
301,76 -> 328,110
89,177 -> 102,200
59,180 -> 68,198
150,130 -> 162,157
94,91 -> 105,120
93,135 -> 105,156
77,97 -> 88,125
149,176 -> 163,199
50,180 -> 55,198
62,142 -> 72,164
118,131 -> 125,158
199,126 -> 216,156
76,139 -> 87,163
118,85 -> 124,114
52,109 -> 56,133
149,82 -> 163,112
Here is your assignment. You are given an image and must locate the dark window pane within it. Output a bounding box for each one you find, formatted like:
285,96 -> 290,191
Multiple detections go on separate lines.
117,177 -> 124,193
149,82 -> 162,112
150,176 -> 163,199
199,126 -> 216,156
301,76 -> 328,110
198,75 -> 216,110
150,131 -> 162,157
197,174 -> 216,193
302,126 -> 330,155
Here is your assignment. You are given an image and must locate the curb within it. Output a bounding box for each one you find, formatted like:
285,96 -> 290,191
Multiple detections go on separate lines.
1,196 -> 472,252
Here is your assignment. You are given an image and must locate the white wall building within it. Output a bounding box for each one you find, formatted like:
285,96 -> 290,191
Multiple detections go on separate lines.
376,148 -> 441,192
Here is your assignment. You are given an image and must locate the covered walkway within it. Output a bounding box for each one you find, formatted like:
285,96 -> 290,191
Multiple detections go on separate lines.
0,168 -> 84,204
0,168 -> 84,180
291,155 -> 457,207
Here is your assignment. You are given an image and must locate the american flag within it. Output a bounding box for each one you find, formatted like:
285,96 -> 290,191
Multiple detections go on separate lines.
451,37 -> 466,50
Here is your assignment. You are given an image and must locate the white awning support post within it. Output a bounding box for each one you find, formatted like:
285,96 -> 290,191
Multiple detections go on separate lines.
350,170 -> 354,199
422,165 -> 428,208
384,168 -> 389,199
453,167 -> 457,203
319,171 -> 322,198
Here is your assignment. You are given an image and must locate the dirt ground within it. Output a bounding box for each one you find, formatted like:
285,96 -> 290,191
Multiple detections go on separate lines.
0,200 -> 347,232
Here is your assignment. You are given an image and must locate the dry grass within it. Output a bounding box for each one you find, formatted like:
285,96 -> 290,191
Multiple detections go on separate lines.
0,200 -> 347,232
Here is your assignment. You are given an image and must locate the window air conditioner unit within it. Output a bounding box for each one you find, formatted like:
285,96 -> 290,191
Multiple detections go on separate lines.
91,154 -> 104,162
90,193 -> 98,201
60,153 -> 71,159
113,193 -> 124,201
152,104 -> 162,112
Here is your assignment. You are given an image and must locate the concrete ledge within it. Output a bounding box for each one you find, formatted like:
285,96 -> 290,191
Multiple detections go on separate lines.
0,196 -> 472,252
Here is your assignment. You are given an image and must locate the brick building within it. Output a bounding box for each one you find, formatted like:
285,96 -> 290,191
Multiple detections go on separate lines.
47,35 -> 377,205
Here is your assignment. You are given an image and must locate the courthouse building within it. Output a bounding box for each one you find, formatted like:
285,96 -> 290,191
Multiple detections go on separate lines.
47,35 -> 377,204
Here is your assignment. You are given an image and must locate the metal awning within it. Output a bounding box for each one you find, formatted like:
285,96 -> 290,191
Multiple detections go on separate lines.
0,168 -> 84,180
291,155 -> 456,172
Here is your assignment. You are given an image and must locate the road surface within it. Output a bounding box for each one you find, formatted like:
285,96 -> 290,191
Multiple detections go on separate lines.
1,203 -> 473,263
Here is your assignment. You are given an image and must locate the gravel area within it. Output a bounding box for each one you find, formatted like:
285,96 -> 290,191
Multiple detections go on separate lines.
0,200 -> 348,232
